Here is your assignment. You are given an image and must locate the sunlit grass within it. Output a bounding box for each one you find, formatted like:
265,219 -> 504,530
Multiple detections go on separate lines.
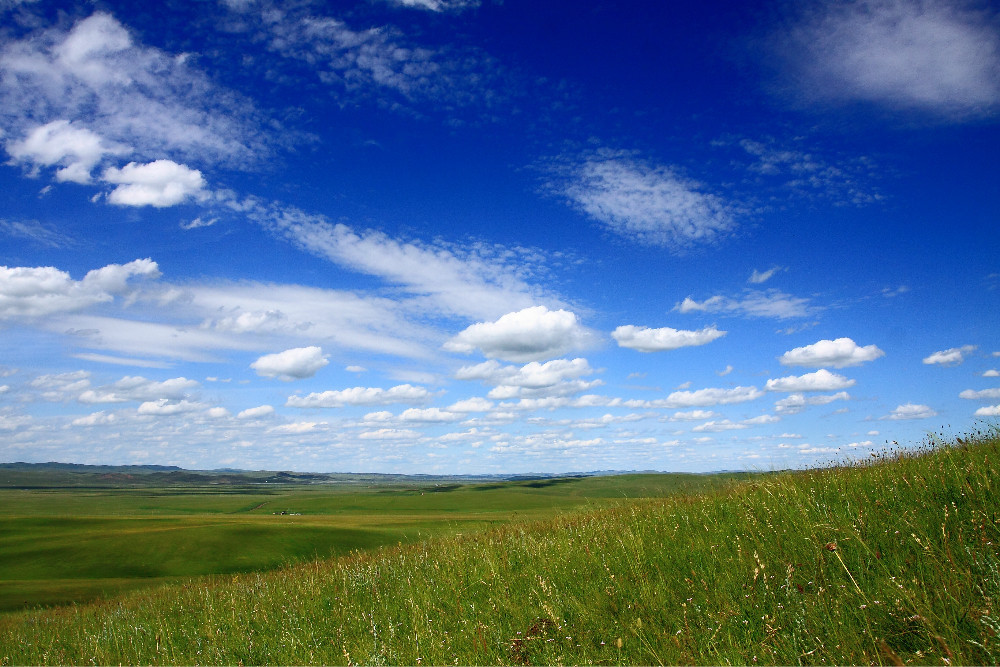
1,427 -> 998,664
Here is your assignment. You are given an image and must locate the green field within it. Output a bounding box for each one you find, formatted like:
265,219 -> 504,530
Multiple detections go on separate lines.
0,472 -> 741,613
2,430 -> 998,664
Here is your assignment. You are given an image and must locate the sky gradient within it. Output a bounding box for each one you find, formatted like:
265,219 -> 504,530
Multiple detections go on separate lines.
1,0 -> 998,474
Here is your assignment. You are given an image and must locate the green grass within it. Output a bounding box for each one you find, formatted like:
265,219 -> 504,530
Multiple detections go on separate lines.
0,473 -> 729,613
1,429 -> 998,664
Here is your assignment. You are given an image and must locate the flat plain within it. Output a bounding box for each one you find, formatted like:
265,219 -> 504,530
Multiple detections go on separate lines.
0,468 -> 740,612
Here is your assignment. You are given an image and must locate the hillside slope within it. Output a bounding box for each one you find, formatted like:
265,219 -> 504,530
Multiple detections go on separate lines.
1,429 -> 998,665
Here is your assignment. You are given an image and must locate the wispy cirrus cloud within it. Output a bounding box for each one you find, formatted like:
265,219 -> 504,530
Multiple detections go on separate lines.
244,200 -> 566,322
542,149 -> 736,250
774,0 -> 1000,119
675,289 -> 815,319
222,2 -> 511,119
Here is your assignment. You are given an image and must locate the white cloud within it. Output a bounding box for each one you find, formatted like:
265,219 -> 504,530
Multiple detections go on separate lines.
626,386 -> 764,409
446,397 -> 493,413
71,410 -> 117,426
136,399 -> 206,415
358,428 -> 421,440
455,357 -> 594,388
975,404 -> 1000,417
398,407 -> 461,423
612,324 -> 726,352
237,405 -> 275,419
249,202 -> 561,322
445,306 -> 593,362
102,160 -> 208,208
0,259 -> 159,320
383,0 -> 480,10
78,376 -> 199,403
286,384 -> 432,408
779,337 -> 885,368
984,370 -> 1000,377
546,149 -> 734,249
779,0 -> 1000,118
0,13 -> 266,168
884,403 -> 937,420
775,391 -> 851,414
670,410 -> 717,421
675,289 -> 813,319
766,369 -> 856,392
749,266 -> 783,284
30,370 -> 91,400
960,388 -> 1000,400
692,419 -> 747,432
923,345 -> 977,366
6,120 -> 130,183
251,346 -> 329,380
269,421 -> 323,434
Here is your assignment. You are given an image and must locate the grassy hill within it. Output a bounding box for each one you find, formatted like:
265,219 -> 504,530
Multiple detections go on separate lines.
1,428 -> 998,665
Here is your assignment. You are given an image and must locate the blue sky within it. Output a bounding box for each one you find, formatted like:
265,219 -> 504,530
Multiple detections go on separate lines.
0,0 -> 998,474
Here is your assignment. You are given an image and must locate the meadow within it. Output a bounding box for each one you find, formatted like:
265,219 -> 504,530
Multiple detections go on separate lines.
0,428 -> 998,665
0,470 -> 737,613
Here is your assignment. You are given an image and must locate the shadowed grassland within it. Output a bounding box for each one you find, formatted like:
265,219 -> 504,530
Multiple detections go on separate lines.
1,430 -> 998,664
0,473 -> 738,612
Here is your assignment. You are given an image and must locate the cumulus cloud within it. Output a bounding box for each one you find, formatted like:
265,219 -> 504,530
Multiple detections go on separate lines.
675,289 -> 814,319
136,398 -> 206,415
612,324 -> 726,352
30,370 -> 91,400
984,369 -> 999,377
446,397 -> 493,412
777,0 -> 1000,118
0,259 -> 159,320
779,337 -> 884,368
455,358 -> 594,388
670,409 -> 718,421
975,404 -> 1000,417
775,391 -> 851,414
77,375 -> 199,403
397,407 -> 462,423
923,345 -> 977,366
960,388 -> 1000,400
251,346 -> 329,380
626,386 -> 764,409
884,403 -> 937,420
286,384 -> 432,408
237,405 -> 275,419
545,149 -> 734,250
6,119 -> 130,183
102,160 -> 208,207
71,410 -> 117,426
765,369 -> 856,392
445,306 -> 593,362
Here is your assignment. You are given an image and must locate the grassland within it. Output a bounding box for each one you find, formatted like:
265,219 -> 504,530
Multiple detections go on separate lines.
0,471 -> 738,613
1,429 -> 998,665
